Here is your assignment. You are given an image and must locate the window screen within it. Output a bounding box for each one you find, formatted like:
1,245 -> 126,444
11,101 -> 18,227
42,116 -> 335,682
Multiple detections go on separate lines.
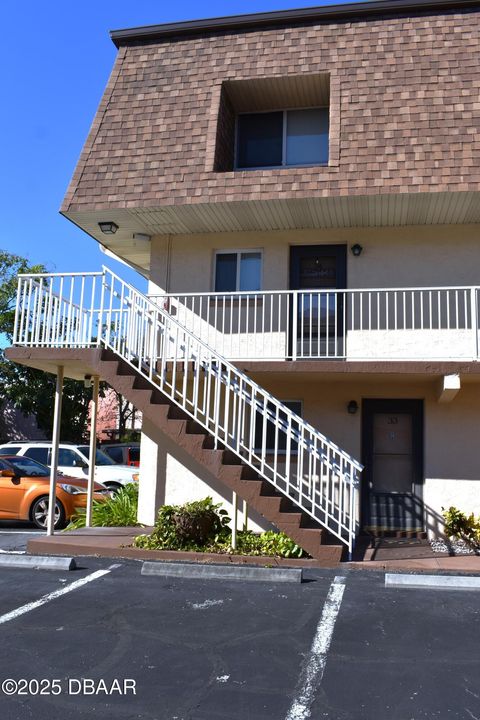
239,252 -> 261,291
286,109 -> 329,166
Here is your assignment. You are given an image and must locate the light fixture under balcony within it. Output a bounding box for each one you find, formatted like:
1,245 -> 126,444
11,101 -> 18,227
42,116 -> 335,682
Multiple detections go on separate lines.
347,400 -> 359,415
98,221 -> 119,235
351,243 -> 363,257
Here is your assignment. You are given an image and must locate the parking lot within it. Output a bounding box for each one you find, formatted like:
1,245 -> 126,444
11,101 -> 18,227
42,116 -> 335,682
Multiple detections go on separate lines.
0,555 -> 478,720
0,522 -> 43,554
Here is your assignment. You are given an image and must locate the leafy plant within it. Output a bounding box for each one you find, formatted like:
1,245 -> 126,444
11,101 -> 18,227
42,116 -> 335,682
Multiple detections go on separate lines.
135,497 -> 230,551
135,497 -> 308,558
257,531 -> 305,558
66,483 -> 139,529
442,506 -> 480,544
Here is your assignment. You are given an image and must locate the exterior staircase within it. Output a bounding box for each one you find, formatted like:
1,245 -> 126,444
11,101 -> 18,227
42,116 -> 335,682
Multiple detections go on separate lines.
99,349 -> 339,562
10,267 -> 363,562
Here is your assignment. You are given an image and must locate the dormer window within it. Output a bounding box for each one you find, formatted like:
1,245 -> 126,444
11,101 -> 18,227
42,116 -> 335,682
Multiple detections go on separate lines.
236,108 -> 329,170
214,73 -> 330,172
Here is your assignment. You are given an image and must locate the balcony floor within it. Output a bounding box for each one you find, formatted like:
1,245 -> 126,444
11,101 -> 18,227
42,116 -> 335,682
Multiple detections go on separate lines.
5,347 -> 107,381
6,346 -> 480,384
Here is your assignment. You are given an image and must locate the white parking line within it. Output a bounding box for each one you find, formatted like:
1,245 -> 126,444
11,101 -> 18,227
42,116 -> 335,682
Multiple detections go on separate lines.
285,576 -> 346,720
0,568 -> 112,626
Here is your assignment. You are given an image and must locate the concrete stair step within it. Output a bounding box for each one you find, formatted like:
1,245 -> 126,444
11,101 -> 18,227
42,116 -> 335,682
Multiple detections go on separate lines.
116,360 -> 138,377
222,450 -> 243,466
98,350 -> 343,564
202,436 -> 227,451
168,405 -> 189,421
185,420 -> 208,436
133,375 -> 154,390
150,390 -> 174,406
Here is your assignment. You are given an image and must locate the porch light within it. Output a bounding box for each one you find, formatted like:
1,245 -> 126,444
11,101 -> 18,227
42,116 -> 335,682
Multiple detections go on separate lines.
98,221 -> 119,235
351,243 -> 363,257
347,400 -> 359,415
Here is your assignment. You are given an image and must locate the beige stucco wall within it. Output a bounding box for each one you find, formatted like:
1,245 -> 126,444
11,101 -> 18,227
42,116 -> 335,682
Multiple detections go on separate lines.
139,224 -> 480,541
148,224 -> 480,295
249,374 -> 480,539
147,225 -> 480,362
139,419 -> 273,533
139,372 -> 480,540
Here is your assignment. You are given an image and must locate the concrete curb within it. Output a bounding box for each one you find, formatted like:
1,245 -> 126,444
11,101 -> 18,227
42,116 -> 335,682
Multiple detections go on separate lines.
0,555 -> 76,571
385,573 -> 480,590
141,561 -> 303,583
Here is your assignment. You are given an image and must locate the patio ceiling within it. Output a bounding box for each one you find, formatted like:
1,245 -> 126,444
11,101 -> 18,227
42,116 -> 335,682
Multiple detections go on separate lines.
63,190 -> 480,275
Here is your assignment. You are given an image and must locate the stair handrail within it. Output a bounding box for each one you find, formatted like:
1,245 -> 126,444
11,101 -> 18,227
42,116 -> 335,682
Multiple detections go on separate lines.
102,266 -> 362,471
13,267 -> 363,553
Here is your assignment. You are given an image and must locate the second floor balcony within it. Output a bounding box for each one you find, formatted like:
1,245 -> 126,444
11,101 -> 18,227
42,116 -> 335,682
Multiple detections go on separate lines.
151,286 -> 480,363
11,270 -> 480,366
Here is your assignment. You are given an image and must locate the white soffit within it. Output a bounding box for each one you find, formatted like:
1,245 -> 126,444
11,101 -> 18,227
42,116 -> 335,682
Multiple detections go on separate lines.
67,190 -> 480,273
125,191 -> 480,235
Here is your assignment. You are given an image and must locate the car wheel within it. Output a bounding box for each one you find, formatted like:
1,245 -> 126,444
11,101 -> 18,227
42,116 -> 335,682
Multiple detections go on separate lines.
103,482 -> 123,494
30,496 -> 66,530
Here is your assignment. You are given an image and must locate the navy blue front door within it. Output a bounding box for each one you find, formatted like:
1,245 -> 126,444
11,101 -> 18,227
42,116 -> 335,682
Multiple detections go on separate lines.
289,245 -> 347,358
362,399 -> 424,534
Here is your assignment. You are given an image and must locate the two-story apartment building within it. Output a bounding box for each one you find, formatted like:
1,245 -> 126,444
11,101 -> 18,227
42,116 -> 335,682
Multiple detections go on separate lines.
7,0 -> 480,561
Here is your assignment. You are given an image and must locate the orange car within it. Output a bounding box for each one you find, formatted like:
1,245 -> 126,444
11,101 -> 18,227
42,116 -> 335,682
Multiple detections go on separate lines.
0,454 -> 108,530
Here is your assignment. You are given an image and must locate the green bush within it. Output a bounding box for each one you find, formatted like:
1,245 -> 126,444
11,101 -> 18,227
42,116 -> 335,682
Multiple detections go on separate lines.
442,506 -> 480,544
135,497 -> 308,558
66,483 -> 139,529
256,530 -> 305,558
135,497 -> 229,551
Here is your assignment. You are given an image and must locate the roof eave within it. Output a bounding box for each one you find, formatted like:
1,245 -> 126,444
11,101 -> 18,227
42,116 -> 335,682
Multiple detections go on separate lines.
110,0 -> 479,47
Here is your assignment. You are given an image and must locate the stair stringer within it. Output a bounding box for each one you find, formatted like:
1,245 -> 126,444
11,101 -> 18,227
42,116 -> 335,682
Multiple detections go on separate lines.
97,350 -> 343,562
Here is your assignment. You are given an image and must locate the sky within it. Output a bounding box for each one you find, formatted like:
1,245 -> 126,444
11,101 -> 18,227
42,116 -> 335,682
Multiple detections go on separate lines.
1,0 -> 348,287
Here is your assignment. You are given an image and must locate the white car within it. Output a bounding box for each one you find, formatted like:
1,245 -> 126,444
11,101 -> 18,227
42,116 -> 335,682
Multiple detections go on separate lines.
0,442 -> 139,492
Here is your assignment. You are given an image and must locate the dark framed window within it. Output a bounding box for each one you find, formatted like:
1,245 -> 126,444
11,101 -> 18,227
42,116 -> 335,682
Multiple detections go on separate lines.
254,400 -> 302,453
236,108 -> 329,169
214,250 -> 262,292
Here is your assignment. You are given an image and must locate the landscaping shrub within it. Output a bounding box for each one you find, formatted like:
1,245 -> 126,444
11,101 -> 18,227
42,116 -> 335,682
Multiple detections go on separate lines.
442,506 -> 480,545
135,497 -> 230,551
135,496 -> 308,558
66,483 -> 139,529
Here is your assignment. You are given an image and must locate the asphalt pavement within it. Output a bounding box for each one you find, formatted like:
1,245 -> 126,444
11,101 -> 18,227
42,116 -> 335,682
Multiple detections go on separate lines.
0,558 -> 478,720
0,521 -> 43,553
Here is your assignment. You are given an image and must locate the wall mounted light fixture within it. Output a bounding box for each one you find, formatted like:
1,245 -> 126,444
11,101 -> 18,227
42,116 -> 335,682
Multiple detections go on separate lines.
98,221 -> 119,235
351,243 -> 363,257
133,232 -> 151,243
347,400 -> 359,415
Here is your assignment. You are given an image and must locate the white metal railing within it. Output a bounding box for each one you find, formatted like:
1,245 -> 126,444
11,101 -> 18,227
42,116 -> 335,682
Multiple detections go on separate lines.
149,286 -> 480,361
13,268 -> 362,554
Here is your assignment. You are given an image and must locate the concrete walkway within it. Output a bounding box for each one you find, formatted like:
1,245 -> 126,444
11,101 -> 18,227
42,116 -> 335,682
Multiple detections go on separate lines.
26,527 -> 329,568
25,527 -> 480,573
